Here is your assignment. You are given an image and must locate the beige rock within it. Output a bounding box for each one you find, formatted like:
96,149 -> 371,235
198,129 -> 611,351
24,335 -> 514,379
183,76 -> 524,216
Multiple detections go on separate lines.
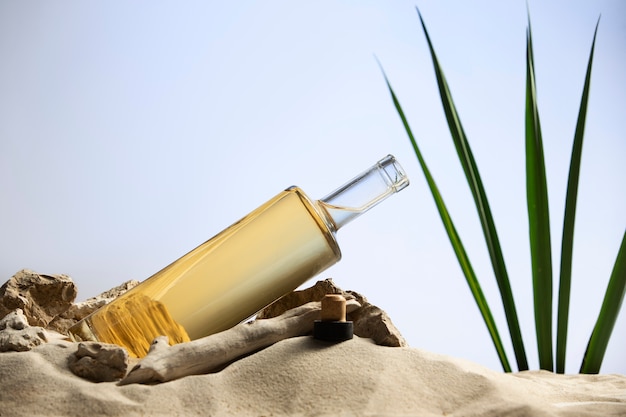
0,269 -> 77,328
0,309 -> 48,352
49,280 -> 140,334
346,290 -> 407,347
257,279 -> 407,347
69,342 -> 129,382
256,278 -> 349,317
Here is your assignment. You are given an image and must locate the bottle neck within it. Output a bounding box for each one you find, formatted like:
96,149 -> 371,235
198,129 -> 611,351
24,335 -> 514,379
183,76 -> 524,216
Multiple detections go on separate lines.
316,155 -> 409,231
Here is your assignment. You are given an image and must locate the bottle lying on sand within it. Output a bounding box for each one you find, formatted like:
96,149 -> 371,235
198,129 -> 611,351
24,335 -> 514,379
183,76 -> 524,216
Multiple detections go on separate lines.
68,155 -> 409,357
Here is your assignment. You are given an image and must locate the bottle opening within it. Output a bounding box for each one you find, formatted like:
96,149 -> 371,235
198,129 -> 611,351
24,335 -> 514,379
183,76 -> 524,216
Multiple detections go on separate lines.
317,154 -> 409,230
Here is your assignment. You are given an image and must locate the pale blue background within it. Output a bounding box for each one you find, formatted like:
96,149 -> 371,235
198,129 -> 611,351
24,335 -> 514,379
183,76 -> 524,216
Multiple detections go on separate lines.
1,1 -> 624,374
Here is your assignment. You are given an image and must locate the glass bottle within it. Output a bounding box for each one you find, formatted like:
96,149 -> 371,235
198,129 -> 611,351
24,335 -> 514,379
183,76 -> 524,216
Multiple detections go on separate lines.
68,155 -> 409,357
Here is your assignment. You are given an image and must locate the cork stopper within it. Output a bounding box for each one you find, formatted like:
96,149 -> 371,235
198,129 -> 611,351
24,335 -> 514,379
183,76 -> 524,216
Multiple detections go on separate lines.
313,294 -> 353,342
320,294 -> 347,322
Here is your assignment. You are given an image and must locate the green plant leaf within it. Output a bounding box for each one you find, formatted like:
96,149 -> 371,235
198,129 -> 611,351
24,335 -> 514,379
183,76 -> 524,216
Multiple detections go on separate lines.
416,8 -> 528,371
525,19 -> 554,371
556,18 -> 600,374
380,68 -> 512,373
384,7 -> 614,374
580,230 -> 626,373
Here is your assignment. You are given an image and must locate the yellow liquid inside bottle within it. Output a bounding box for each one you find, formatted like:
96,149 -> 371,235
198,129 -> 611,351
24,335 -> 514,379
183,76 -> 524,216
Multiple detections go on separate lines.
68,187 -> 341,357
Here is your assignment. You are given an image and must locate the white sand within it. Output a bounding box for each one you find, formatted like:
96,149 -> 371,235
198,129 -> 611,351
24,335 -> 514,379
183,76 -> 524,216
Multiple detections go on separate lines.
1,336 -> 625,417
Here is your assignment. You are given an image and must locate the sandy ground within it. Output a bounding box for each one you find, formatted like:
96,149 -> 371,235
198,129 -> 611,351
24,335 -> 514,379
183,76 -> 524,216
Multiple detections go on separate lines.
1,335 -> 625,417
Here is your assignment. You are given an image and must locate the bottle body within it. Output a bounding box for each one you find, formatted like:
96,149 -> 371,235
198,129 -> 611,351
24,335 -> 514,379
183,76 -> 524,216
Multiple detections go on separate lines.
69,187 -> 341,357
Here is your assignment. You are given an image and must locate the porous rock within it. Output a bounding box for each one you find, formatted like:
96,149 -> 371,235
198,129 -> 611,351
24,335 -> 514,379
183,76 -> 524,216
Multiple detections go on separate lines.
69,342 -> 129,382
0,309 -> 48,352
257,279 -> 407,347
70,279 -> 140,319
48,279 -> 140,334
0,269 -> 77,328
346,290 -> 407,347
256,279 -> 349,317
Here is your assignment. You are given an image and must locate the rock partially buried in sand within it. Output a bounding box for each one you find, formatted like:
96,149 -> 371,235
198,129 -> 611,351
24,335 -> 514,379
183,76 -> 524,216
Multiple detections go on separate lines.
257,279 -> 407,347
346,290 -> 406,347
69,342 -> 129,382
0,269 -> 77,328
48,279 -> 140,334
0,309 -> 48,352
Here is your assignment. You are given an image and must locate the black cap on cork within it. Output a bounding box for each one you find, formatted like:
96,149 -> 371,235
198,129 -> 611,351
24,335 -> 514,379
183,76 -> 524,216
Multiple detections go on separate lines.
313,294 -> 353,342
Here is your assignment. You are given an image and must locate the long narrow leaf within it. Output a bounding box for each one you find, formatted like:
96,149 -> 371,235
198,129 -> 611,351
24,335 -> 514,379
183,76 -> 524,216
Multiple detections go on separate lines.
556,19 -> 600,374
380,69 -> 512,373
417,8 -> 528,371
525,21 -> 554,371
580,230 -> 626,373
